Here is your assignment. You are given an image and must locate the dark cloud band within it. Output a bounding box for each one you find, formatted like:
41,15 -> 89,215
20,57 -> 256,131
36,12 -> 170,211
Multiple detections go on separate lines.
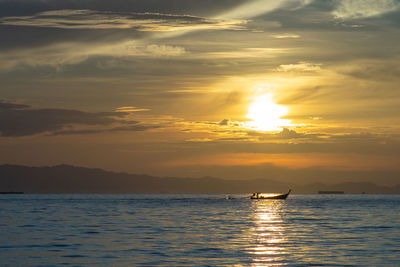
0,100 -> 154,137
0,9 -> 246,30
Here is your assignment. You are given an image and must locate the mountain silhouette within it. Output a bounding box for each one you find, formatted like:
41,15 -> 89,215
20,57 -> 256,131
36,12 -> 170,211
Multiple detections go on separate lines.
1,164 -> 399,194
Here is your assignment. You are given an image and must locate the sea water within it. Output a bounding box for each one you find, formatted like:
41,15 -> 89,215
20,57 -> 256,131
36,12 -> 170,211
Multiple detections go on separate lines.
0,194 -> 399,266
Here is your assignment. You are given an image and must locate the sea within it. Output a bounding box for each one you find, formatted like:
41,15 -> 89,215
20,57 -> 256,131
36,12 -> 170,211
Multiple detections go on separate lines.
0,194 -> 399,266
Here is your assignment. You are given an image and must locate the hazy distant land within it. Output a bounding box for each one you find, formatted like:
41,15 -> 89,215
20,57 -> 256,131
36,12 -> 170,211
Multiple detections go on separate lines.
1,164 -> 399,194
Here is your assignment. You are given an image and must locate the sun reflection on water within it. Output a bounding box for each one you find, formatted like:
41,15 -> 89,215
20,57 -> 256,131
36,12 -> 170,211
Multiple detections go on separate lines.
246,200 -> 287,266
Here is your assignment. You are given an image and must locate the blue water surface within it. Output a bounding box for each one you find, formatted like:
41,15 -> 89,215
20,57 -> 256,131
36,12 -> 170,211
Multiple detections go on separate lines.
0,194 -> 399,266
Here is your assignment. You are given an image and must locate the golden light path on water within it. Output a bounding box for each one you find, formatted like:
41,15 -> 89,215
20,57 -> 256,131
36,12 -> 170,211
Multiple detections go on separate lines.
246,93 -> 292,131
247,200 -> 286,266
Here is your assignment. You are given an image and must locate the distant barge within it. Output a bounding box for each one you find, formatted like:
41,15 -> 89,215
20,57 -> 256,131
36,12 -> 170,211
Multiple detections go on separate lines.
318,191 -> 344,194
0,192 -> 24,194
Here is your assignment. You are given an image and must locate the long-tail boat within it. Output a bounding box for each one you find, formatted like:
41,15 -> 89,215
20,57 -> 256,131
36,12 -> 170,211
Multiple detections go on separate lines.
250,189 -> 291,200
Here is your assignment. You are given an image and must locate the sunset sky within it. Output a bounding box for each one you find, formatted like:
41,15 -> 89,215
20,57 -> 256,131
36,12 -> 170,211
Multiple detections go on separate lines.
1,0 -> 400,185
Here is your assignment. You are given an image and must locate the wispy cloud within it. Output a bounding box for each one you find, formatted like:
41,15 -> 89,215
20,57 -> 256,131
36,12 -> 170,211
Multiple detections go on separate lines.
336,59 -> 400,81
217,0 -> 314,19
332,0 -> 400,19
0,9 -> 249,70
0,9 -> 246,31
0,41 -> 185,71
115,106 -> 151,113
202,48 -> 292,59
271,33 -> 300,39
277,61 -> 322,72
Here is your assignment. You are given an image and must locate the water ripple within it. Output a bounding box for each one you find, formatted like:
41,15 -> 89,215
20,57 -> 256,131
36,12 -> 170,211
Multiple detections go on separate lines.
0,194 -> 399,266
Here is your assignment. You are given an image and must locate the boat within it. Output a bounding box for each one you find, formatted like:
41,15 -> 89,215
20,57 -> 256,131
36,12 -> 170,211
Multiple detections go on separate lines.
250,189 -> 291,200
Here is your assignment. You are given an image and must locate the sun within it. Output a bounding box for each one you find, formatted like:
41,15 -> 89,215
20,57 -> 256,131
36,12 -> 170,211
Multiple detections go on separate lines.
246,93 -> 292,131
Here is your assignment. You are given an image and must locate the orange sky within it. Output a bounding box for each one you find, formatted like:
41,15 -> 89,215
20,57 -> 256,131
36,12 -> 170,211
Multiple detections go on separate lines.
1,0 -> 400,185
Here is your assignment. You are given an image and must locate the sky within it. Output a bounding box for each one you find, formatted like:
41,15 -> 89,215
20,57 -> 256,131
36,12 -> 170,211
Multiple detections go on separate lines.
1,0 -> 400,185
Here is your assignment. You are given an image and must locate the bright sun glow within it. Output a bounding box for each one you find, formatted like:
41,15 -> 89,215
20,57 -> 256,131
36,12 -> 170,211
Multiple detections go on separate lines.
246,93 -> 292,131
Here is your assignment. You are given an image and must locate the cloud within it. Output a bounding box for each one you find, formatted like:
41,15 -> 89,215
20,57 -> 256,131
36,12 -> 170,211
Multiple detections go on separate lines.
277,61 -> 322,72
0,101 -> 29,110
276,128 -> 305,139
218,0 -> 314,19
115,106 -> 151,113
0,100 -> 154,137
337,60 -> 400,81
332,0 -> 400,19
51,124 -> 160,136
0,41 -> 186,71
218,119 -> 243,127
0,9 -> 246,31
218,119 -> 230,126
144,44 -> 185,57
243,127 -> 322,142
271,33 -> 300,39
0,9 -> 248,70
202,47 -> 291,59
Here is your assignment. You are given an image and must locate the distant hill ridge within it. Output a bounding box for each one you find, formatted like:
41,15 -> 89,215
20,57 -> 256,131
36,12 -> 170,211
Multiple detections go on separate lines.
0,164 -> 399,194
